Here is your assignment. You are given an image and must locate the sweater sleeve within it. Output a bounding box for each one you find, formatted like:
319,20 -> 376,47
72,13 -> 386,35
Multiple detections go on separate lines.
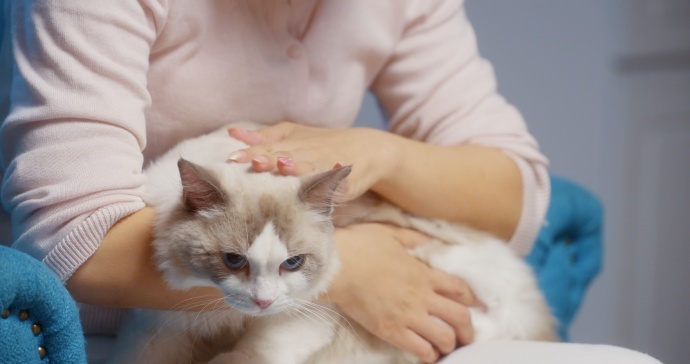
371,0 -> 550,255
0,0 -> 168,282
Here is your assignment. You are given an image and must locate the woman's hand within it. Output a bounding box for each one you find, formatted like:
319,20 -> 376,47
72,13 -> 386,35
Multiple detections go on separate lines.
228,122 -> 399,201
326,223 -> 479,363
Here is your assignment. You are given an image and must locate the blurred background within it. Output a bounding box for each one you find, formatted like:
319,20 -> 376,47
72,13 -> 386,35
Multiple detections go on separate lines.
356,1 -> 690,363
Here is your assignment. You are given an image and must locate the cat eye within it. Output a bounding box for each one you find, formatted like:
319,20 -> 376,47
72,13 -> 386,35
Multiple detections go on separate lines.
223,253 -> 247,270
281,255 -> 305,271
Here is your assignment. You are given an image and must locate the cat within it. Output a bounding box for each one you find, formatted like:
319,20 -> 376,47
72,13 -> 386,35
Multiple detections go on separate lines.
110,121 -> 556,364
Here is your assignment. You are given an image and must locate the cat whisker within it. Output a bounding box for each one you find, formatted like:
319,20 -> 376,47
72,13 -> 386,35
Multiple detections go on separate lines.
291,308 -> 360,358
298,302 -> 362,349
295,298 -> 358,331
187,296 -> 240,364
193,297 -> 227,321
151,304 -> 228,349
285,305 -> 343,359
135,296 -> 230,363
288,303 -> 332,328
167,294 -> 227,311
292,299 -> 365,352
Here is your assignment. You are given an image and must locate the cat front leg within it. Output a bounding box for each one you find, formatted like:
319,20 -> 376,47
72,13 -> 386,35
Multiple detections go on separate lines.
207,351 -> 252,364
216,309 -> 339,364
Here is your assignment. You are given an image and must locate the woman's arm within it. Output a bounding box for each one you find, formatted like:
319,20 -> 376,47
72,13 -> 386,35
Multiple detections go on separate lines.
1,0 -> 164,282
229,125 -> 522,240
372,0 -> 550,253
377,138 -> 523,241
66,208 -> 225,311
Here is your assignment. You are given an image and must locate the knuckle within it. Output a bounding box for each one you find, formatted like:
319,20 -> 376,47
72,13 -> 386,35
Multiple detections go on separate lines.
392,296 -> 416,313
455,305 -> 472,324
273,150 -> 293,158
246,146 -> 263,155
450,276 -> 469,293
447,277 -> 476,303
373,317 -> 399,341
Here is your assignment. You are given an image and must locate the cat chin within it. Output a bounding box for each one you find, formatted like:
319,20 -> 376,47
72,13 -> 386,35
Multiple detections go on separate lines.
228,301 -> 289,317
239,308 -> 280,317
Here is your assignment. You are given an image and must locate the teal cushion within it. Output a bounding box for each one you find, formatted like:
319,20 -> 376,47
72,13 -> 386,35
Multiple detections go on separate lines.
0,245 -> 86,363
526,176 -> 603,340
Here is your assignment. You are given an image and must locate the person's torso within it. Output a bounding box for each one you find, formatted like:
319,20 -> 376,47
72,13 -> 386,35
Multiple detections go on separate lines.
143,0 -> 407,162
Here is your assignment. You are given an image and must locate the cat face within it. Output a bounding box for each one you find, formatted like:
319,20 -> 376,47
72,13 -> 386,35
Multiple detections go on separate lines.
153,159 -> 350,316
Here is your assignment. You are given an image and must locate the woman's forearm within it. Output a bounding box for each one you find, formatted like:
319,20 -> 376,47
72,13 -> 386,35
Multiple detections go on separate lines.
373,133 -> 523,240
66,207 -> 224,310
227,123 -> 524,241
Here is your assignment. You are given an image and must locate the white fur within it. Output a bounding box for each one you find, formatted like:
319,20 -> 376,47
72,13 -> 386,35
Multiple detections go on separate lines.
406,217 -> 555,341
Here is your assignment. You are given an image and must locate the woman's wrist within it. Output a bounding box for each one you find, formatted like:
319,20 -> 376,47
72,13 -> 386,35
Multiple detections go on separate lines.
356,127 -> 403,194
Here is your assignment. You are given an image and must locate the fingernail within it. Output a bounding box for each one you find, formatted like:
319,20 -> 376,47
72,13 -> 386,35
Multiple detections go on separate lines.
252,155 -> 268,165
277,157 -> 293,166
228,150 -> 247,162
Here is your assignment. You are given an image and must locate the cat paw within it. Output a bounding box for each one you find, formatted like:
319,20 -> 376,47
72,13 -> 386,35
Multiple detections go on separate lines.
207,351 -> 252,364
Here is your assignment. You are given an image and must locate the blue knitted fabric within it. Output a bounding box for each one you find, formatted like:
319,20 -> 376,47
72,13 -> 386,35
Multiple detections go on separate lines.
526,176 -> 604,341
0,245 -> 87,364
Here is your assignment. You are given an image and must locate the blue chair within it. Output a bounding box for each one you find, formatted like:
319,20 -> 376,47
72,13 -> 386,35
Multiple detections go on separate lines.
0,245 -> 87,364
526,176 -> 604,340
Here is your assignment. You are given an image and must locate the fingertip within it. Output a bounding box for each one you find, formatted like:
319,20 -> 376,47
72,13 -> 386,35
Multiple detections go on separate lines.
227,127 -> 245,140
277,156 -> 293,167
277,157 -> 299,176
410,340 -> 437,364
431,348 -> 441,363
228,150 -> 249,163
424,346 -> 439,364
251,156 -> 271,171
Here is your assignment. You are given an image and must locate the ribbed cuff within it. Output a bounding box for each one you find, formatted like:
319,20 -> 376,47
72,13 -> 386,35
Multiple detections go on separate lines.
43,201 -> 146,283
504,153 -> 551,256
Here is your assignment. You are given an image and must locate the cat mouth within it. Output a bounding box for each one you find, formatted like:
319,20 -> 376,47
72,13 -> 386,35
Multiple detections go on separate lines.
226,299 -> 284,316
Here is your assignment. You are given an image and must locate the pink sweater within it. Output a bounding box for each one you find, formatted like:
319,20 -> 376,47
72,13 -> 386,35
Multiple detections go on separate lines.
0,0 -> 549,283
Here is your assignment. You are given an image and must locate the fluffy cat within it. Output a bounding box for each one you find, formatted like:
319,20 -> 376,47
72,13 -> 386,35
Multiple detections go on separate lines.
111,122 -> 555,364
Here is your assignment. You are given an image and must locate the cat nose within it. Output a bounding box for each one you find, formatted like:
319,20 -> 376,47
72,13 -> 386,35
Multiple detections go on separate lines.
253,299 -> 274,309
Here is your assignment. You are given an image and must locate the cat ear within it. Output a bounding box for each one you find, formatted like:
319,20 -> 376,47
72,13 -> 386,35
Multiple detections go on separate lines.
298,166 -> 352,216
177,158 -> 227,214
